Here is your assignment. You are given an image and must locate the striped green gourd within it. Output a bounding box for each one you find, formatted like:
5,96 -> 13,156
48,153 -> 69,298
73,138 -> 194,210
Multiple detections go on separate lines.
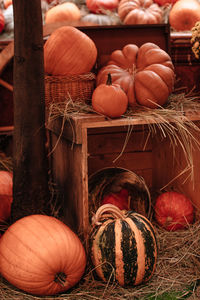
90,204 -> 158,286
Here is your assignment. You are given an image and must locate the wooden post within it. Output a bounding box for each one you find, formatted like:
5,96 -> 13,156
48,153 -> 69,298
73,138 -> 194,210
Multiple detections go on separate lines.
11,0 -> 50,220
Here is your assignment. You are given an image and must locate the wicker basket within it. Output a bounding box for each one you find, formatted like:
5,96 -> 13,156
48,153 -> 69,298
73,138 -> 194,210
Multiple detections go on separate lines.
88,167 -> 151,220
45,72 -> 96,106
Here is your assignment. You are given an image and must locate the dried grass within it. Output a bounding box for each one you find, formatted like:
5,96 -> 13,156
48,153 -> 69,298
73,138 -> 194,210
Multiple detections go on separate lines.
0,222 -> 200,299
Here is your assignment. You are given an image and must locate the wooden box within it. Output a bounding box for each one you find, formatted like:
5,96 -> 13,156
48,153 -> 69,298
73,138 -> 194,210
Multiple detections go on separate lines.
47,112 -> 200,240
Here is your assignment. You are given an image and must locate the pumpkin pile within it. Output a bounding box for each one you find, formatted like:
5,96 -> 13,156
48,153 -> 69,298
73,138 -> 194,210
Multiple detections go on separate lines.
94,42 -> 175,115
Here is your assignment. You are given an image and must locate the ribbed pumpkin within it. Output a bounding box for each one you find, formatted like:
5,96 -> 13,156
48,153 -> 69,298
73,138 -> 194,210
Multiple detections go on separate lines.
118,0 -> 163,25
90,204 -> 158,286
45,2 -> 81,24
0,215 -> 86,296
96,42 -> 175,108
44,26 -> 97,76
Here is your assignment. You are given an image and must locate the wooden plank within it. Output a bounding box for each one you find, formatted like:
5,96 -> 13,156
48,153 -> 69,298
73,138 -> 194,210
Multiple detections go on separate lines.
88,130 -> 152,155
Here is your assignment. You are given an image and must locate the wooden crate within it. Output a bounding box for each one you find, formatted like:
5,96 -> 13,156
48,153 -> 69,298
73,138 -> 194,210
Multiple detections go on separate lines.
47,112 -> 200,240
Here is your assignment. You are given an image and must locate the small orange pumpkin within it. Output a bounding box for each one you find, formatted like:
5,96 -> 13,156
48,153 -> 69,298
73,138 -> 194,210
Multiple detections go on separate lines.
118,0 -> 163,24
92,73 -> 128,118
0,214 -> 86,295
44,26 -> 97,76
96,43 -> 175,108
45,2 -> 81,24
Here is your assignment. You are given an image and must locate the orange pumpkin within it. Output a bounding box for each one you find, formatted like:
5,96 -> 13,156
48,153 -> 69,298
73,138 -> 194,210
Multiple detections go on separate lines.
0,170 -> 13,222
169,0 -> 200,31
0,214 -> 86,295
44,26 -> 97,76
96,43 -> 175,108
92,73 -> 128,118
0,9 -> 5,34
118,0 -> 163,24
86,0 -> 119,13
45,2 -> 81,24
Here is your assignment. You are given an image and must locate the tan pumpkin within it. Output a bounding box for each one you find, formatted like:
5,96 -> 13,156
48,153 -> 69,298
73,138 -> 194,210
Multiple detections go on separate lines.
118,0 -> 163,24
92,73 -> 128,118
96,42 -> 175,108
44,26 -> 97,76
45,2 -> 81,24
0,214 -> 86,295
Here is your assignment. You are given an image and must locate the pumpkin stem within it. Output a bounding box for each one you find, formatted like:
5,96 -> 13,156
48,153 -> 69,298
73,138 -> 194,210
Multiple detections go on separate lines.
92,204 -> 126,226
106,73 -> 112,85
54,272 -> 67,287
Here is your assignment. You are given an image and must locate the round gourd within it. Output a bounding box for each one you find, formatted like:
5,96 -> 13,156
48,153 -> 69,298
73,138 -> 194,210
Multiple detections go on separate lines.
45,2 -> 81,24
0,170 -> 13,222
44,26 -> 97,76
118,0 -> 163,25
154,191 -> 194,231
0,214 -> 86,295
92,73 -> 128,118
96,42 -> 175,108
86,0 -> 119,13
90,204 -> 158,286
169,0 -> 200,32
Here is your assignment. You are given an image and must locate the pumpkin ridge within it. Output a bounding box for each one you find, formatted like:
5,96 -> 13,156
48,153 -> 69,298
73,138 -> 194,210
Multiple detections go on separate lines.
0,227 -> 56,275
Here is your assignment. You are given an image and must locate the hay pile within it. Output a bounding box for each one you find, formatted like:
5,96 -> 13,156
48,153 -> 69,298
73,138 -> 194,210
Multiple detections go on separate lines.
0,222 -> 200,299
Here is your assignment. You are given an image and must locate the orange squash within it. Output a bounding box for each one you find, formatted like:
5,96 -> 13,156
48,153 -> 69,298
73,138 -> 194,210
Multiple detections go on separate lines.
45,2 -> 81,24
0,170 -> 13,223
0,215 -> 86,295
92,73 -> 128,118
118,0 -> 163,24
44,26 -> 97,76
169,0 -> 200,31
96,42 -> 175,108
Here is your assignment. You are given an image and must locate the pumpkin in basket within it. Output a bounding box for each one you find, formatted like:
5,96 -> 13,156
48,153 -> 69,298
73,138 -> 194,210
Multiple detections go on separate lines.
44,26 -> 97,76
118,0 -> 163,25
0,214 -> 86,296
86,0 -> 120,13
92,73 -> 128,118
45,2 -> 81,24
90,204 -> 158,286
96,42 -> 175,108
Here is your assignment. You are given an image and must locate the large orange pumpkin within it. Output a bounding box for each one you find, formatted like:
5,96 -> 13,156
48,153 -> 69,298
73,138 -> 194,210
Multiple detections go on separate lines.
45,2 -> 81,24
0,214 -> 86,295
169,0 -> 200,31
118,0 -> 163,24
44,26 -> 97,76
96,42 -> 175,108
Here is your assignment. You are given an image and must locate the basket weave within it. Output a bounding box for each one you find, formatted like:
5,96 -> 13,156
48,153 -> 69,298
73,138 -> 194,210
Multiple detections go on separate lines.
88,167 -> 151,221
45,72 -> 96,106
